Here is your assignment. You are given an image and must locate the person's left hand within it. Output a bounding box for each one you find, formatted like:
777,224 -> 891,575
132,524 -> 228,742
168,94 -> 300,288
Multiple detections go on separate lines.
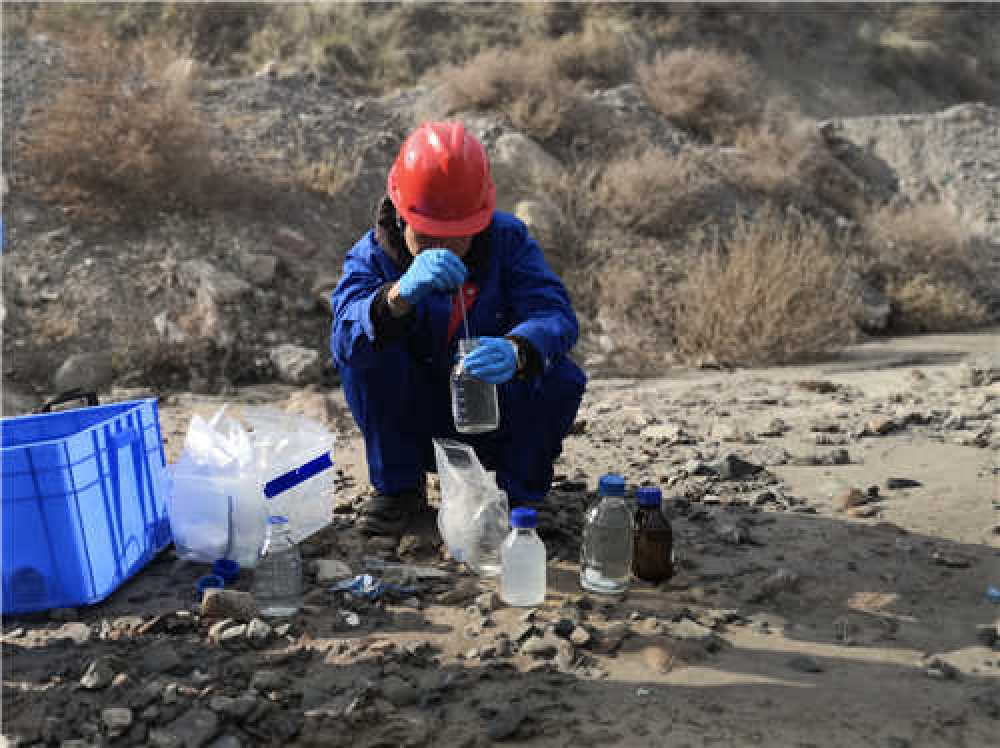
460,337 -> 518,384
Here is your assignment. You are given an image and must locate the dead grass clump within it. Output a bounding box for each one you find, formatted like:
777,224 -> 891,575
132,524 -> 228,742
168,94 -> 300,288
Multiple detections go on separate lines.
864,202 -> 991,332
671,213 -> 855,366
593,148 -> 733,239
886,275 -> 988,334
25,30 -> 218,218
638,48 -> 765,143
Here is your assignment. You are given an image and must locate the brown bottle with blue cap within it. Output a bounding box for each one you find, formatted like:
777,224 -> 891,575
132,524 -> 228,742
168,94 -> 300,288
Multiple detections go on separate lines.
632,487 -> 673,583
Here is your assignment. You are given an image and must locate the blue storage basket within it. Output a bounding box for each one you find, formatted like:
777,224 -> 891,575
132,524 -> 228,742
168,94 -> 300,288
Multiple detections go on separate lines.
1,398 -> 172,613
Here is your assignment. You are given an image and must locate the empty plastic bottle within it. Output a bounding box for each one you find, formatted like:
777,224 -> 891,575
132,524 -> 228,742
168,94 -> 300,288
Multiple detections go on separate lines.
501,508 -> 546,606
252,516 -> 302,617
451,337 -> 500,434
580,474 -> 633,595
632,486 -> 674,583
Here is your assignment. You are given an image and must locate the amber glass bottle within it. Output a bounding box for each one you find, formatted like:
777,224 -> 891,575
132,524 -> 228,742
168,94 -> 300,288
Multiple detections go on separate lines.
632,486 -> 673,582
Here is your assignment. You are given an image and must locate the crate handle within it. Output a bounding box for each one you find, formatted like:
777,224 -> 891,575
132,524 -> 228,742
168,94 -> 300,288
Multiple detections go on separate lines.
35,389 -> 99,414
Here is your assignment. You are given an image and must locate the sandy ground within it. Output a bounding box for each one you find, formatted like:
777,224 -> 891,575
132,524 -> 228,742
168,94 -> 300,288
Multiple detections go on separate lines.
3,329 -> 998,748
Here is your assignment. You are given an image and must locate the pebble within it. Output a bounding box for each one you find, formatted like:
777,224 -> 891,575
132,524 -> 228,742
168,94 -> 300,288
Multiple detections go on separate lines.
886,478 -> 922,490
158,708 -> 219,748
206,737 -> 242,748
570,626 -> 592,648
313,559 -> 353,584
341,611 -> 361,627
926,658 -> 960,680
476,591 -> 500,613
380,675 -> 418,707
786,655 -> 824,673
834,488 -> 867,511
251,670 -> 285,691
246,618 -> 271,642
201,590 -> 257,622
555,640 -> 576,671
80,657 -> 117,690
750,569 -> 800,601
848,505 -> 880,518
521,633 -> 561,658
218,624 -> 247,643
666,619 -> 716,642
485,705 -> 526,741
102,707 -> 133,732
58,622 -> 92,644
163,683 -> 179,705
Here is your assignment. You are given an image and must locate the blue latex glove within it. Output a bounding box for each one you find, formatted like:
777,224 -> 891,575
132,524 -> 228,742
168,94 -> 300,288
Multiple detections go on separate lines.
461,337 -> 518,384
397,249 -> 468,304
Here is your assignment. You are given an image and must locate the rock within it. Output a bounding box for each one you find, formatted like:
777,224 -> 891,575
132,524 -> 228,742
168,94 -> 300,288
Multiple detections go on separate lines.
201,589 -> 256,621
665,619 -> 716,643
715,522 -> 754,545
886,478 -> 922,490
160,708 -> 219,748
102,708 -> 133,733
684,459 -> 713,476
251,670 -> 285,691
206,737 -> 242,748
514,198 -> 564,249
962,354 -> 1000,387
438,579 -> 479,605
866,416 -> 897,436
236,251 -> 278,286
142,642 -> 183,674
975,624 -> 998,647
149,729 -> 184,748
553,618 -> 576,639
380,676 -> 418,707
58,622 -> 92,644
218,624 -> 247,643
269,344 -> 321,385
490,133 -> 564,209
312,559 -> 352,584
594,623 -> 630,654
750,569 -> 801,602
926,658 -> 960,680
209,695 -> 256,720
848,505 -> 880,518
485,704 -> 527,741
786,655 -> 824,673
714,454 -> 762,480
177,260 -> 251,304
476,591 -> 500,613
569,626 -> 592,648
834,488 -> 868,512
971,686 -> 1000,719
53,353 -> 113,394
80,657 -> 117,689
246,618 -> 271,643
555,640 -> 576,671
521,633 -> 561,658
163,683 -> 179,705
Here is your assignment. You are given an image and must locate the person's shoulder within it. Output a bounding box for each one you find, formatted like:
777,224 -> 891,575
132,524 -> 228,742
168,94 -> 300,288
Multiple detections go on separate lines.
346,229 -> 379,260
489,211 -> 532,249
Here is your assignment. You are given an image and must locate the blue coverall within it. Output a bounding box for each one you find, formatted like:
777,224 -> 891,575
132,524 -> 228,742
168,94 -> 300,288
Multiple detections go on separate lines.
330,211 -> 586,503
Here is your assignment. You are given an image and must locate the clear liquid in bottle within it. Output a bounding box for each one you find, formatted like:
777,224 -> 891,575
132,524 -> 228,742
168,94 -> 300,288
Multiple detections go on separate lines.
580,474 -> 633,595
252,516 -> 303,617
451,337 -> 499,434
501,508 -> 546,606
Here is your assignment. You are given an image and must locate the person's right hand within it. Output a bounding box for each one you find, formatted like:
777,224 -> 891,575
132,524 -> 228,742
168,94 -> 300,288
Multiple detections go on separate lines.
396,249 -> 468,304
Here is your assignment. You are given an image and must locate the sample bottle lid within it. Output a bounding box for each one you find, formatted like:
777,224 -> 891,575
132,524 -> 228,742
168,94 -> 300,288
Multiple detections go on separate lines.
637,486 -> 663,507
511,507 -> 537,529
268,515 -> 289,524
598,474 -> 625,497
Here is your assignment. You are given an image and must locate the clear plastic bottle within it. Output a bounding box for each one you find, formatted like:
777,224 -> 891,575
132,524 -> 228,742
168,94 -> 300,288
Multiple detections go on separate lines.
252,515 -> 302,617
580,474 -> 634,595
501,507 -> 546,606
632,486 -> 674,583
451,337 -> 499,434
467,486 -> 509,578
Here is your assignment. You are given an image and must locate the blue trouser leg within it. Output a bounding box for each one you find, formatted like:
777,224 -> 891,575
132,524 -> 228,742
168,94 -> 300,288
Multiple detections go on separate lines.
341,353 -> 586,501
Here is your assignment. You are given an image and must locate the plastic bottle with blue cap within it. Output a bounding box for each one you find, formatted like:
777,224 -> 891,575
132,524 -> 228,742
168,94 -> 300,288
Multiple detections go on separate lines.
501,507 -> 546,606
252,515 -> 302,617
580,474 -> 634,594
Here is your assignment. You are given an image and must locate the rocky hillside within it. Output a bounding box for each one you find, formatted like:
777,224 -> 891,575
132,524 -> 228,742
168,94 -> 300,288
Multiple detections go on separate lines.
2,5 -> 999,410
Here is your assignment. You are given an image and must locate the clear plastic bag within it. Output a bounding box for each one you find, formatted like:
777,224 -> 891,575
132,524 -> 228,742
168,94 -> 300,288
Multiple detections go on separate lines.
166,406 -> 335,567
432,438 -> 509,574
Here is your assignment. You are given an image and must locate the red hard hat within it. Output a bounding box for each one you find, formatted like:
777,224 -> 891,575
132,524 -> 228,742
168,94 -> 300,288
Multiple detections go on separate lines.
387,121 -> 496,237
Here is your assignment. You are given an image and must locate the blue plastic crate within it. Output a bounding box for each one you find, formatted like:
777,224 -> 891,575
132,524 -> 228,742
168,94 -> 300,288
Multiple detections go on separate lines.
1,398 -> 172,614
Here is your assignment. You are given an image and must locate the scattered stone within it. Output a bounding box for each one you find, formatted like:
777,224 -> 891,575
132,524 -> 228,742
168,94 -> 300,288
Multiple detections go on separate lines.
206,737 -> 242,748
926,658 -> 960,680
313,559 -> 353,584
269,345 -> 321,385
80,657 -> 117,689
143,643 -> 186,675
160,708 -> 219,748
786,655 -> 824,673
714,454 -> 762,480
57,622 -> 92,644
251,670 -> 285,691
848,505 -> 880,518
380,676 -> 418,707
665,619 -> 716,643
866,416 -> 897,436
246,618 -> 271,643
163,683 -> 179,705
750,569 -> 801,602
102,708 -> 133,733
886,478 -> 922,490
219,624 -> 247,643
476,591 -> 500,613
209,695 -> 256,720
932,552 -> 972,569
553,618 -> 576,639
485,704 -> 527,741
522,633 -> 561,658
684,459 -> 713,476
437,580 -> 480,606
201,589 -> 257,622
570,626 -> 592,648
715,522 -> 754,545
148,729 -> 184,748
962,354 -> 1000,387
594,623 -> 630,654
555,640 -> 576,671
341,611 -> 361,627
826,448 -> 852,465
975,624 -> 998,648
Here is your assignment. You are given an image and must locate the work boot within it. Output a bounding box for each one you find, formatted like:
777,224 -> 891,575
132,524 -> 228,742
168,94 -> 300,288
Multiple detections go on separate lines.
357,488 -> 427,536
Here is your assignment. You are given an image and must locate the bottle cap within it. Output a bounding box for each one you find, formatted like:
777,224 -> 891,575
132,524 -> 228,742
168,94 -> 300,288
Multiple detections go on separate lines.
196,574 -> 225,597
637,486 -> 662,507
510,507 -> 537,529
268,515 -> 289,524
598,474 -> 625,497
212,558 -> 241,583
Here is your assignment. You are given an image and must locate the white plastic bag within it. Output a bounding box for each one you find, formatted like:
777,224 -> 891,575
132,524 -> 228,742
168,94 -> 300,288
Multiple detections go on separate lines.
166,406 -> 336,567
432,438 -> 509,572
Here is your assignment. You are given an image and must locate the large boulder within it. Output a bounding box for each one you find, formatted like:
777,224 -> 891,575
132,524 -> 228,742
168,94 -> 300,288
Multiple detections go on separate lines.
490,133 -> 566,213
269,345 -> 321,385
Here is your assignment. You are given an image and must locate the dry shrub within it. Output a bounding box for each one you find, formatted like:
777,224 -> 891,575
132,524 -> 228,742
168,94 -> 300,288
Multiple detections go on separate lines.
886,275 -> 988,334
864,202 -> 991,332
671,212 -> 854,366
638,48 -> 765,143
593,148 -> 737,239
25,30 -> 217,218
